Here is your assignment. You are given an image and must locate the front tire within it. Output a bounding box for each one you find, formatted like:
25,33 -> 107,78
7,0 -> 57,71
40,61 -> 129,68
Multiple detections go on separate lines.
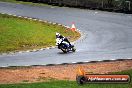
60,44 -> 68,53
61,48 -> 67,53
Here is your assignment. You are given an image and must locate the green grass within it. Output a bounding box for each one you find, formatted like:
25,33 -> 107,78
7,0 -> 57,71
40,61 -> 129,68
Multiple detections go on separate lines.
0,69 -> 132,88
0,81 -> 131,88
0,14 -> 80,53
0,0 -> 51,7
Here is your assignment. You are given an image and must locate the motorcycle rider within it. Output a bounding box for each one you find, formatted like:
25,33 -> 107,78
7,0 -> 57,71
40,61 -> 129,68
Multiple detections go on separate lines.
56,32 -> 72,47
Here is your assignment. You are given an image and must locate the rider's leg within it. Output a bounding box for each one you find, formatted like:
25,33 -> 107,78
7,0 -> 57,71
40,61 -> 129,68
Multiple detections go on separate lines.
64,38 -> 71,46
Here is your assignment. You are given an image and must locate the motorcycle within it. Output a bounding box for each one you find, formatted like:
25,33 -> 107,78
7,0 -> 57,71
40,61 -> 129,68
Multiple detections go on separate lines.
56,37 -> 76,53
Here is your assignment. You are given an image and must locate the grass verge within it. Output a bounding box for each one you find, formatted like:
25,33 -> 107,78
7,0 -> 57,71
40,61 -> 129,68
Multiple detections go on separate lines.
0,69 -> 132,88
0,0 -> 51,7
0,13 -> 80,53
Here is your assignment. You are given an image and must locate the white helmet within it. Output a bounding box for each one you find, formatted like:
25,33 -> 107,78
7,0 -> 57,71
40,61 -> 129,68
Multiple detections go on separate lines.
56,32 -> 60,38
56,32 -> 60,36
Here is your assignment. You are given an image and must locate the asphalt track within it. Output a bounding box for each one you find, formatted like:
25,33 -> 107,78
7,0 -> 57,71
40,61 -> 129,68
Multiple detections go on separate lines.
0,2 -> 132,67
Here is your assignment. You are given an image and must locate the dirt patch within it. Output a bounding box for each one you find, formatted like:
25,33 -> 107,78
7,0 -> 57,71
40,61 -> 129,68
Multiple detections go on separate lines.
0,59 -> 132,84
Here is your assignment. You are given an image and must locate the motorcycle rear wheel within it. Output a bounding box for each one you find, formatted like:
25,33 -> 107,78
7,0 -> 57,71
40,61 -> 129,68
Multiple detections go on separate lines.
72,47 -> 76,52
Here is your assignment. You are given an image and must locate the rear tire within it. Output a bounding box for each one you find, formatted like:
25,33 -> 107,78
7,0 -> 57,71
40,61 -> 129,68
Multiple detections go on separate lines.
72,47 -> 76,52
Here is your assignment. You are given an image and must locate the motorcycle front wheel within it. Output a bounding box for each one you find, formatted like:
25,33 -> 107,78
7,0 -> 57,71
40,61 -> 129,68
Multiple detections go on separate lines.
60,44 -> 68,53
